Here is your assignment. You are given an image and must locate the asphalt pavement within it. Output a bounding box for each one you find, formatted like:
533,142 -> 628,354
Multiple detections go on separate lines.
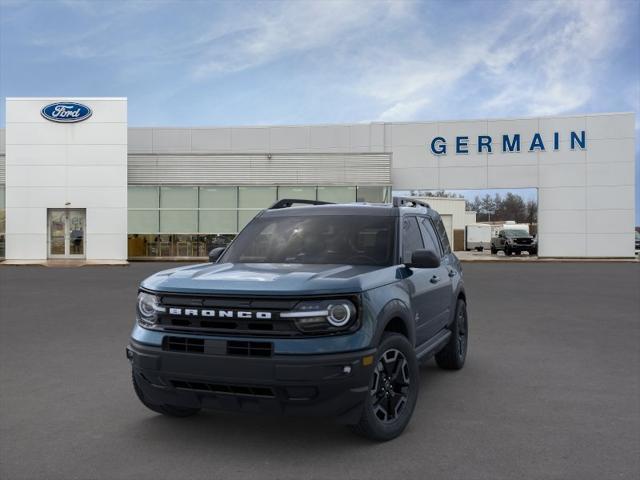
0,262 -> 638,480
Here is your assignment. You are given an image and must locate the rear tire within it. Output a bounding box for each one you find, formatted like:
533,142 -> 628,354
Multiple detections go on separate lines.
350,333 -> 419,441
132,371 -> 201,417
435,299 -> 468,370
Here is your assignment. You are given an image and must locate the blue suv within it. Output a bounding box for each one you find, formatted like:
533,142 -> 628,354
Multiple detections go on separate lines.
127,197 -> 469,440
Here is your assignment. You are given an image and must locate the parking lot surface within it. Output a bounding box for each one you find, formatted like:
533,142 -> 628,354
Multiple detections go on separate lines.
1,262 -> 638,480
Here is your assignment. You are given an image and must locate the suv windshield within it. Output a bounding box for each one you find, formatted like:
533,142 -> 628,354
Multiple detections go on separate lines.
504,229 -> 529,237
221,215 -> 396,266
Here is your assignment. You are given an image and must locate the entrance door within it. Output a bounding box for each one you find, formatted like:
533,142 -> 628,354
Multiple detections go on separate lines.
47,209 -> 86,258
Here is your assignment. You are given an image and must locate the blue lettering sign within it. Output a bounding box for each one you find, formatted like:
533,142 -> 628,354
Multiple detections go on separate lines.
529,133 -> 545,151
502,134 -> 521,153
478,135 -> 492,153
430,136 -> 447,155
570,130 -> 586,150
456,136 -> 469,154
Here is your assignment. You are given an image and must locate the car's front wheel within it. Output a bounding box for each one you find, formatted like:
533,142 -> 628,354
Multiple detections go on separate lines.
132,371 -> 201,417
351,333 -> 419,441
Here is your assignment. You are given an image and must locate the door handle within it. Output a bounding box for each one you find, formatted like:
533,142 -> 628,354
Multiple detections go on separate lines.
430,275 -> 440,284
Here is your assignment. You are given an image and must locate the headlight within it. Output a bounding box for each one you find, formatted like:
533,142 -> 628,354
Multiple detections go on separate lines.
281,299 -> 357,334
136,292 -> 164,327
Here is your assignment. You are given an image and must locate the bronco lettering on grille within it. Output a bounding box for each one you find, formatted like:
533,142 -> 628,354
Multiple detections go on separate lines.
167,307 -> 272,320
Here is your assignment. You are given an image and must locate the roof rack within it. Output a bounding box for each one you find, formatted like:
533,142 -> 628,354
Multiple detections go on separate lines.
269,198 -> 334,209
392,197 -> 431,209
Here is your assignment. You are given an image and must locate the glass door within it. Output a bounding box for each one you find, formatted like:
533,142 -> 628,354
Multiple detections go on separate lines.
48,209 -> 86,258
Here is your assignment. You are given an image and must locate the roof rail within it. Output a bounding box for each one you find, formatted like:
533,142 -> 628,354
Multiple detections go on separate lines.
392,196 -> 431,209
269,198 -> 334,209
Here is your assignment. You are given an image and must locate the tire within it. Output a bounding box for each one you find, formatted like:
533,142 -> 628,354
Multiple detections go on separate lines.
435,299 -> 468,370
132,371 -> 201,417
350,333 -> 419,441
514,251 -> 521,256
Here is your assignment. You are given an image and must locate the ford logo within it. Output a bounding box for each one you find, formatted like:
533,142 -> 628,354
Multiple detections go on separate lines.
41,102 -> 92,123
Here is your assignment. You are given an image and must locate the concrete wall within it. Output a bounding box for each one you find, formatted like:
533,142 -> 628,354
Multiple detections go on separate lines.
4,98 -> 127,260
388,113 -> 636,257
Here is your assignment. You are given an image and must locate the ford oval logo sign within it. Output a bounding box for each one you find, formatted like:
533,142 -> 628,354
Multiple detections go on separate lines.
41,102 -> 92,123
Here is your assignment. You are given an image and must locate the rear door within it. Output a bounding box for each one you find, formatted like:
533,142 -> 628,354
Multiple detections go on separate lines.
418,216 -> 453,338
401,216 -> 448,346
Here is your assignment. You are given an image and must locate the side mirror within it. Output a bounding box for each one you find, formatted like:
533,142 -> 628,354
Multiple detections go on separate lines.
407,249 -> 441,269
208,247 -> 225,263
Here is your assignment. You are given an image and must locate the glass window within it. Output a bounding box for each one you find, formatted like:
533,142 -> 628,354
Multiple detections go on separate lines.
402,217 -> 424,263
160,210 -> 197,233
222,215 -> 396,266
357,186 -> 391,203
199,187 -> 237,209
160,186 -> 198,208
128,210 -> 159,233
238,209 -> 262,230
277,186 -> 316,201
419,217 -> 443,256
128,186 -> 158,208
238,186 -> 277,208
317,186 -> 356,204
199,210 -> 237,233
433,216 -> 451,254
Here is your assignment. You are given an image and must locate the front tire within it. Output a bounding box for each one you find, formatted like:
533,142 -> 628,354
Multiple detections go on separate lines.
132,371 -> 201,417
351,333 -> 419,441
435,299 -> 468,370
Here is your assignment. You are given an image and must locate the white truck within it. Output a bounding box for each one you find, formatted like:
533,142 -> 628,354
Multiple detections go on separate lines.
465,224 -> 492,251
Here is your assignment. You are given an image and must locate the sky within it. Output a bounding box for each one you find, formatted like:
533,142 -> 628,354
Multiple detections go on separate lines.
0,0 -> 638,220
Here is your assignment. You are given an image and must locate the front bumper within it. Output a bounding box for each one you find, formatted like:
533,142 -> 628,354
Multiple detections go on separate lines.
127,339 -> 376,424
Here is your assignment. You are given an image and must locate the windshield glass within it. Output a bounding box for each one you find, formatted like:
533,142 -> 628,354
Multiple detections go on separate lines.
221,215 -> 396,266
504,229 -> 529,237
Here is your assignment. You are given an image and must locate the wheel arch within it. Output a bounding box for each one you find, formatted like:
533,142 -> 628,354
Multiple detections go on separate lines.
373,299 -> 416,347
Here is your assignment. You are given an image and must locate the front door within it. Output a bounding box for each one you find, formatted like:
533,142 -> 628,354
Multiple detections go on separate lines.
48,209 -> 86,258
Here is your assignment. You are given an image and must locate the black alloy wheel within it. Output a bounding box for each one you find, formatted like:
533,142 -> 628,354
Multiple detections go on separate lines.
370,348 -> 411,423
435,298 -> 468,370
351,333 -> 419,441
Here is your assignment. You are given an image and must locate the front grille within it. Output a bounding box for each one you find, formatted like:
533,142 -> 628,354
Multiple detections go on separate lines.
227,340 -> 273,357
156,294 -> 300,337
515,238 -> 532,244
171,380 -> 275,397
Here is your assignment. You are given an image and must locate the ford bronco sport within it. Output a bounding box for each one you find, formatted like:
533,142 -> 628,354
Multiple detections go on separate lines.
127,197 -> 469,441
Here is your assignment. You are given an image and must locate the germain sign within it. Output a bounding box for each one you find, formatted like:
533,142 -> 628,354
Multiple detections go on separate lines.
429,130 -> 586,155
41,102 -> 92,123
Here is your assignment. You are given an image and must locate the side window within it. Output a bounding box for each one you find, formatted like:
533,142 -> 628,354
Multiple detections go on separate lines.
402,217 -> 424,263
419,217 -> 443,257
433,216 -> 451,254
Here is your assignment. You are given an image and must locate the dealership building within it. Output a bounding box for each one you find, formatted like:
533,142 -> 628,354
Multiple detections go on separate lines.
0,97 -> 636,261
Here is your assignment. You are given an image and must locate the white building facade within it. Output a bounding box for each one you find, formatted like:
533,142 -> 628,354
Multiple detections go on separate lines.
0,97 -> 635,260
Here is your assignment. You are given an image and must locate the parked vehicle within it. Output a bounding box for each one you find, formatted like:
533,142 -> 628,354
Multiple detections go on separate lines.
491,229 -> 536,255
127,197 -> 469,441
465,224 -> 491,251
635,231 -> 640,251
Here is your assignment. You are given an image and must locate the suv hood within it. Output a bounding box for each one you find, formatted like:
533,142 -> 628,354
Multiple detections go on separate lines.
140,262 -> 400,295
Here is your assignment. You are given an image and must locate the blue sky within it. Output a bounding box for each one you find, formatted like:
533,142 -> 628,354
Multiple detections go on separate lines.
0,0 -> 638,220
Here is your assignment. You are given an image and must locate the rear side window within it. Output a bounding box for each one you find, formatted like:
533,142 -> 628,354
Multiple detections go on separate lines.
402,217 -> 424,263
433,216 -> 451,254
419,217 -> 443,257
